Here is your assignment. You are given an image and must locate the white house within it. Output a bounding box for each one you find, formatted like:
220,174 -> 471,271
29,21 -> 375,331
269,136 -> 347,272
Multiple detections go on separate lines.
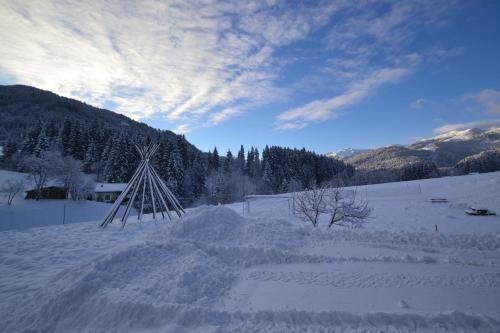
93,183 -> 127,202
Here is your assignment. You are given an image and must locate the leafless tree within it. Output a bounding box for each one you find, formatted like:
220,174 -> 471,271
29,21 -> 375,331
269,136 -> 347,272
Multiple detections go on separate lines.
20,152 -> 63,200
21,152 -> 88,200
325,186 -> 372,228
55,156 -> 85,200
293,186 -> 328,227
0,179 -> 25,205
293,181 -> 372,228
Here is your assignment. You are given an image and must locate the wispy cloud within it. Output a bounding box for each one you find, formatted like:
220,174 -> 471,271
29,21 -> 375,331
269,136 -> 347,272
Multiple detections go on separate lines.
276,67 -> 410,130
0,0 -> 462,133
277,0 -> 460,131
434,119 -> 500,134
411,98 -> 432,109
0,0 -> 336,127
464,89 -> 500,114
173,123 -> 191,135
209,108 -> 242,125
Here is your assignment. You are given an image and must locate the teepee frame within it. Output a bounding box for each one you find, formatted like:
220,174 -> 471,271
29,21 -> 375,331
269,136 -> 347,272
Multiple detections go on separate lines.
100,143 -> 185,228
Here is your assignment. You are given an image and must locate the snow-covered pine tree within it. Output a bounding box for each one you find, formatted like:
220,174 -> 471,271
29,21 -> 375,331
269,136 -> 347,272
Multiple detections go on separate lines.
21,122 -> 42,155
1,139 -> 19,161
103,134 -> 131,182
33,128 -> 50,157
82,139 -> 100,173
190,154 -> 206,200
166,144 -> 184,197
236,145 -> 245,173
206,150 -> 213,174
224,149 -> 234,174
212,147 -> 220,171
60,118 -> 73,156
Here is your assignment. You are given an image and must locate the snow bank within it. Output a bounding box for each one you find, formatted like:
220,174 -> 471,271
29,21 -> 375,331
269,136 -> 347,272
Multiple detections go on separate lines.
169,205 -> 309,250
170,205 -> 246,243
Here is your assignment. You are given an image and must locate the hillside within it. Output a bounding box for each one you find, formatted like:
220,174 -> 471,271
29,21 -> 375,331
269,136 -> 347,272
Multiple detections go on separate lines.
0,85 -> 207,204
346,127 -> 500,172
326,148 -> 370,159
0,85 -> 182,146
0,85 -> 352,204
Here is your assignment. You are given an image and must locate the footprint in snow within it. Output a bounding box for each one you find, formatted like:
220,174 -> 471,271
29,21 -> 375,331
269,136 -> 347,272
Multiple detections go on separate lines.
398,299 -> 411,309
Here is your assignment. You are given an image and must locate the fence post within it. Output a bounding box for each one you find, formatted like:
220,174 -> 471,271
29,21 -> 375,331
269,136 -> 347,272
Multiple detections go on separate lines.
62,202 -> 66,225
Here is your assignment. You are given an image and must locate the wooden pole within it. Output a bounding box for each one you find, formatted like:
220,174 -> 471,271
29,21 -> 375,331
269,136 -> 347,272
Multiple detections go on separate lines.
100,142 -> 185,229
100,159 -> 147,227
139,171 -> 147,221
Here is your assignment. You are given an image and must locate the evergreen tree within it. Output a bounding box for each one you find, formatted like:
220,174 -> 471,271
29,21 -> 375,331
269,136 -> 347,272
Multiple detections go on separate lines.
190,154 -> 206,200
60,118 -> 73,156
33,128 -> 50,157
176,135 -> 189,168
103,134 -> 130,182
2,139 -> 19,161
166,145 -> 184,197
236,145 -> 245,172
224,149 -> 234,174
207,150 -> 213,174
21,122 -> 42,154
212,147 -> 220,171
82,139 -> 100,173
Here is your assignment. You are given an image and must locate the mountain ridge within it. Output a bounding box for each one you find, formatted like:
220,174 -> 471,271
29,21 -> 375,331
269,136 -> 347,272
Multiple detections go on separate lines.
0,84 -> 188,149
345,126 -> 500,171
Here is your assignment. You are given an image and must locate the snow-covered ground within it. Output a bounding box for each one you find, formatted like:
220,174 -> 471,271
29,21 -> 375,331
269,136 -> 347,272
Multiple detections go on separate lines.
0,199 -> 135,231
0,169 -> 132,231
1,172 -> 500,332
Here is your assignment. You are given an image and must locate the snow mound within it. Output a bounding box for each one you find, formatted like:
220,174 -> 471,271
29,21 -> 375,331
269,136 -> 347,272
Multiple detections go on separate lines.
170,205 -> 308,250
170,205 -> 246,243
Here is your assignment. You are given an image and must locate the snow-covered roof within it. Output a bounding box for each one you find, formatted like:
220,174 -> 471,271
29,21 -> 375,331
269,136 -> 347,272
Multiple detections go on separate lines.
94,183 -> 127,193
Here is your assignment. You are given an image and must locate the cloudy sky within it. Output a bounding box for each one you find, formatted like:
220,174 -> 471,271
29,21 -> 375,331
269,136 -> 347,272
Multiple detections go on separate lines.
1,0 -> 499,154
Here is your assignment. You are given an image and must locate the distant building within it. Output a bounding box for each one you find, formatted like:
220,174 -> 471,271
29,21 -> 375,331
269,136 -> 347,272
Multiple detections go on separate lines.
93,183 -> 127,202
25,186 -> 67,200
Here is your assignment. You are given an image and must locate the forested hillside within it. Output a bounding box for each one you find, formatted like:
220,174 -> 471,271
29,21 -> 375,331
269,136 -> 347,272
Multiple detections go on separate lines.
345,127 -> 500,184
0,85 -> 352,204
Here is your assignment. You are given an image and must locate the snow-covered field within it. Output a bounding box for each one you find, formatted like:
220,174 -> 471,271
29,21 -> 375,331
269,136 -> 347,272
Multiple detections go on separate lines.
1,172 -> 500,332
0,170 -> 132,231
0,199 -> 136,231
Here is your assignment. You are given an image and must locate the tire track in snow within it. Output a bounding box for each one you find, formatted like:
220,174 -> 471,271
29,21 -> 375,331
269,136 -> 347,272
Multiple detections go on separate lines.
245,270 -> 500,288
311,230 -> 500,251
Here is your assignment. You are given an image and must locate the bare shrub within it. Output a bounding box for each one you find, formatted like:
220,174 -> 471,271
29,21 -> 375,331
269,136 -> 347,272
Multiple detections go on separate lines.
293,186 -> 328,227
0,179 -> 25,205
55,156 -> 85,200
325,186 -> 372,228
293,182 -> 372,228
20,152 -> 86,200
20,152 -> 63,200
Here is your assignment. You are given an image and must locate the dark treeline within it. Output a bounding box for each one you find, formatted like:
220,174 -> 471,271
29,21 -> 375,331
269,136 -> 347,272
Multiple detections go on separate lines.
3,86 -> 498,206
3,117 -> 499,205
203,145 -> 353,204
454,150 -> 500,175
1,117 -> 206,205
0,117 -> 354,205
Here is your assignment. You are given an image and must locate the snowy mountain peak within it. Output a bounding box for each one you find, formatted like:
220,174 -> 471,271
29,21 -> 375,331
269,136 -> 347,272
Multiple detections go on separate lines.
412,127 -> 500,148
428,128 -> 484,142
327,148 -> 370,159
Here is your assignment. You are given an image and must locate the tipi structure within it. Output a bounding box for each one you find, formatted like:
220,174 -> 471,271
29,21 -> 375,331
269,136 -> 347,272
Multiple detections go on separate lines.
100,143 -> 185,228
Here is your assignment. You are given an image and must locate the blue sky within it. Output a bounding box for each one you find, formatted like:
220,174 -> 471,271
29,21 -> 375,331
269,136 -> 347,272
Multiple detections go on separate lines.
1,1 -> 499,154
